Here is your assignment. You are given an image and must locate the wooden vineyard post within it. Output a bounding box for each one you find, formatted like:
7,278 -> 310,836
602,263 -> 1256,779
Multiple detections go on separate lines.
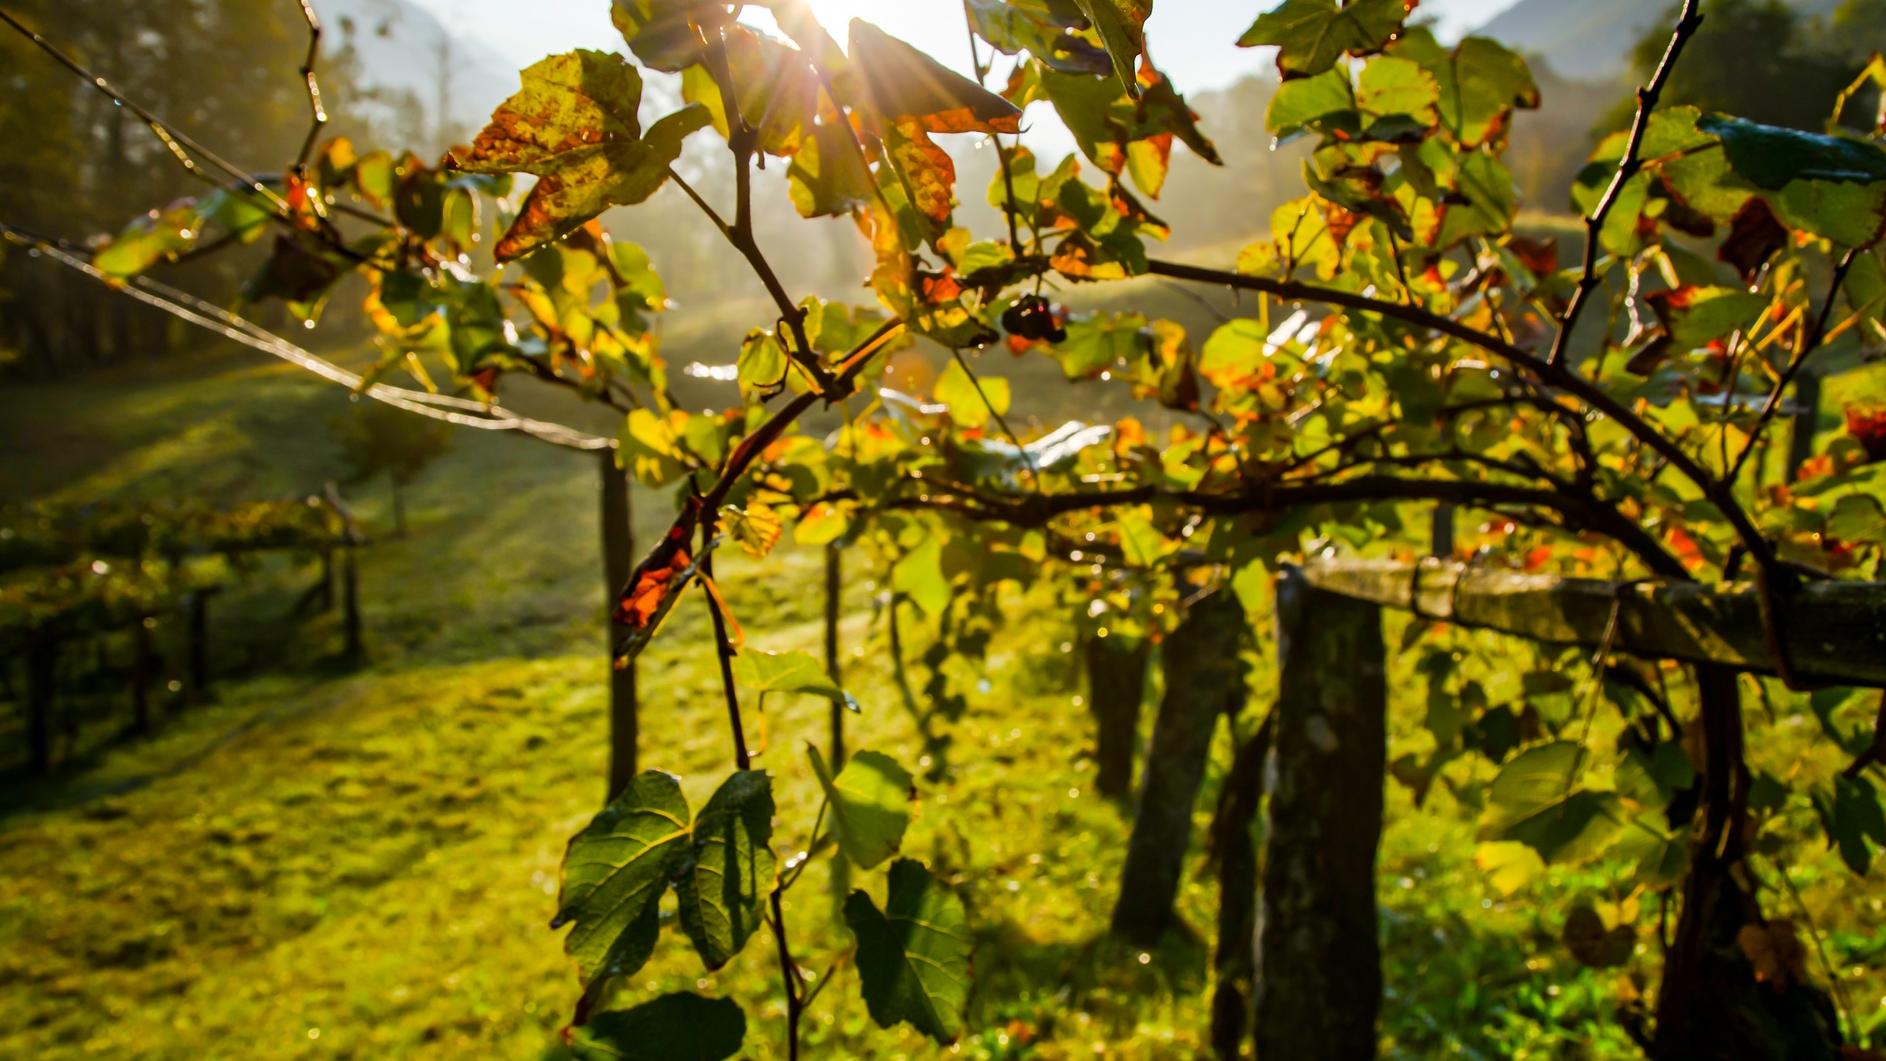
600,449 -> 638,802
130,615 -> 154,734
1208,718 -> 1271,1059
1253,567 -> 1386,1061
1084,632 -> 1151,801
1110,590 -> 1249,946
186,590 -> 212,704
340,546 -> 363,661
326,481 -> 366,663
318,548 -> 335,612
25,631 -> 57,773
1787,369 -> 1822,480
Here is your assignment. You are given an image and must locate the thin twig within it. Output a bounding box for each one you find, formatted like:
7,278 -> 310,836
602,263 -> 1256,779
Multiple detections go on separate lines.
1726,246 -> 1860,482
1144,256 -> 1777,580
1548,0 -> 1703,369
293,0 -> 330,172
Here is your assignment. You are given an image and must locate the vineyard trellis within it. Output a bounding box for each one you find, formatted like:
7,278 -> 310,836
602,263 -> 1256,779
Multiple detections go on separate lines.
0,0 -> 1884,1057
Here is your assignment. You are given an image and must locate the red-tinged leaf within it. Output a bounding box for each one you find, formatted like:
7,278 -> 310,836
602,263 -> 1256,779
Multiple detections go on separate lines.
850,19 -> 1022,134
449,51 -> 710,261
1718,198 -> 1789,284
1506,234 -> 1558,278
887,120 -> 956,225
613,499 -> 705,658
1667,526 -> 1705,571
1847,402 -> 1886,463
1624,333 -> 1674,377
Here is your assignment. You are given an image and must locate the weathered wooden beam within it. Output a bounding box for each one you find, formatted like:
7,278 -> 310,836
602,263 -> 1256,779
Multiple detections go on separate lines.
1255,568 -> 1386,1061
1300,559 -> 1886,688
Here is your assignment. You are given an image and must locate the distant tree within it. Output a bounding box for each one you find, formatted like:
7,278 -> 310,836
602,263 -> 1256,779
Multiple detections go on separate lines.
329,400 -> 450,537
1607,0 -> 1881,132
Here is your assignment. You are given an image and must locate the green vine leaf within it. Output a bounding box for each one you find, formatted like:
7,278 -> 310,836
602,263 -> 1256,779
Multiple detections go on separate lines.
733,650 -> 857,710
569,992 -> 747,1060
1476,741 -> 1624,864
1070,0 -> 1152,100
675,771 -> 777,971
553,770 -> 692,986
807,746 -> 913,870
1238,0 -> 1406,80
1700,114 -> 1886,190
845,858 -> 973,1044
448,50 -> 710,261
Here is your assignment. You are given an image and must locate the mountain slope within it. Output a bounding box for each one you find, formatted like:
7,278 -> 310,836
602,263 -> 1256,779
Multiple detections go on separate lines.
1475,0 -> 1842,81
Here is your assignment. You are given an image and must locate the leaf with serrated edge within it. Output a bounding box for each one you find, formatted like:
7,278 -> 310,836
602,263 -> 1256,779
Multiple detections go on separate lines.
1239,0 -> 1406,79
675,771 -> 776,971
845,859 -> 973,1044
807,746 -> 911,870
554,770 -> 692,986
449,51 -> 709,260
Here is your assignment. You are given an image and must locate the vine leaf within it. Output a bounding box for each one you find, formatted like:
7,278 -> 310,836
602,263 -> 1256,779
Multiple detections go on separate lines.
1700,114 -> 1886,190
845,859 -> 973,1044
553,770 -> 692,986
966,0 -> 1112,76
569,992 -> 747,1060
1238,0 -> 1406,80
787,123 -> 877,218
734,650 -> 857,711
448,50 -> 710,261
1476,741 -> 1623,864
934,358 -> 1011,430
610,0 -> 721,72
1070,0 -> 1152,100
807,746 -> 912,870
675,771 -> 777,971
849,19 -> 1023,135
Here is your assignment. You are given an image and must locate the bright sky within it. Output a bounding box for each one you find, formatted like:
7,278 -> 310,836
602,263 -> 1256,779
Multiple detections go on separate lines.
414,0 -> 1520,96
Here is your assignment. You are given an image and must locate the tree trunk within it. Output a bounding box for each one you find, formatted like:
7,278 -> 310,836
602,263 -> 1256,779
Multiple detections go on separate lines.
1253,569 -> 1386,1061
1086,633 -> 1151,801
1209,718 -> 1272,1059
1111,590 -> 1249,946
600,450 -> 638,803
1652,665 -> 1841,1060
26,632 -> 57,774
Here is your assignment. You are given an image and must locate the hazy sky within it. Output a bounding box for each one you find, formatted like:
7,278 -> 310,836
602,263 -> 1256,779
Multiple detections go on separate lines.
414,0 -> 1521,96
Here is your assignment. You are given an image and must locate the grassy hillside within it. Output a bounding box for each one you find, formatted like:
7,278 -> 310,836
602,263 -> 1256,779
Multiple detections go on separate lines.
1,301 -> 1882,1058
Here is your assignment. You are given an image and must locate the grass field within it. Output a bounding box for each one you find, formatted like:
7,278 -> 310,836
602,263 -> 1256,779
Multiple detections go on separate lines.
2,290 -> 1883,1058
